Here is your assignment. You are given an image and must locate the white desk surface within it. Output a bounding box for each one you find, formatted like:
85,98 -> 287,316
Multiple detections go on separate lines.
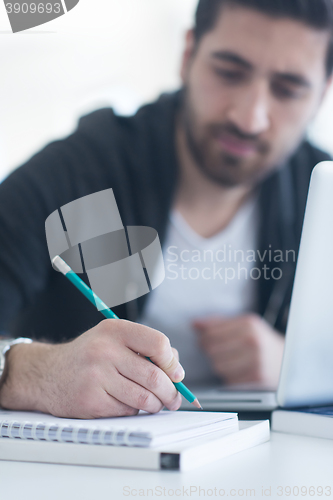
1,431 -> 333,500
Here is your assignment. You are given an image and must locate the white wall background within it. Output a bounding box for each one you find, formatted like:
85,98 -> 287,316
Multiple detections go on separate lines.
0,0 -> 332,181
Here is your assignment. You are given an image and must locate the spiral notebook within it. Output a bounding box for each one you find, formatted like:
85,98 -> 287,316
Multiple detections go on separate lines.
0,409 -> 270,471
0,409 -> 237,448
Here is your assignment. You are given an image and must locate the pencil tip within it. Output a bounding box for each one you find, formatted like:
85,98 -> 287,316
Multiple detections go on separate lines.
192,398 -> 203,410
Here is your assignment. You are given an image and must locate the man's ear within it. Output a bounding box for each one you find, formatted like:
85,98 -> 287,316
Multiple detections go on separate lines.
180,29 -> 196,84
320,75 -> 333,105
310,75 -> 333,122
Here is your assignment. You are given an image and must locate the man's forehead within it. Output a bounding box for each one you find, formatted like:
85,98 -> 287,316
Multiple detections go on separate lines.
199,5 -> 330,79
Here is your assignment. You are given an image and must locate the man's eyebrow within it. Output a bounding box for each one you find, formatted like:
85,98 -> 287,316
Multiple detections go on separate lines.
211,51 -> 254,70
211,51 -> 312,88
274,72 -> 312,88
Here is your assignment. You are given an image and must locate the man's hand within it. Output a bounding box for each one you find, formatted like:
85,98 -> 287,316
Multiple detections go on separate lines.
193,314 -> 285,387
0,319 -> 184,418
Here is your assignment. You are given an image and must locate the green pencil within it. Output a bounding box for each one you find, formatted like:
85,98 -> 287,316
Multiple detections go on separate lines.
52,255 -> 203,410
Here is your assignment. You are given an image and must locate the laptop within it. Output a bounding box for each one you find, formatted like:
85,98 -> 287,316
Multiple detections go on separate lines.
181,161 -> 333,412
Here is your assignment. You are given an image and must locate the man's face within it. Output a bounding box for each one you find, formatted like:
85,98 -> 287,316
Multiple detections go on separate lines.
181,6 -> 331,187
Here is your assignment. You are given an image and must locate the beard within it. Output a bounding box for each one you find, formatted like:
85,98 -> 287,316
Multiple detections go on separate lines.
181,87 -> 279,188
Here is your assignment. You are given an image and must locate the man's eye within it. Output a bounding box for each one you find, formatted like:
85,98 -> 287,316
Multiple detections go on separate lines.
271,82 -> 300,100
214,68 -> 244,82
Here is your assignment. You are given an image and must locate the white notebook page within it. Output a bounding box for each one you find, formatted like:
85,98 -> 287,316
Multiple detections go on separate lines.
0,410 -> 237,447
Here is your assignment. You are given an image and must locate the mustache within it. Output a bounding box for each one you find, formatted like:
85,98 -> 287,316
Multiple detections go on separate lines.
209,122 -> 269,151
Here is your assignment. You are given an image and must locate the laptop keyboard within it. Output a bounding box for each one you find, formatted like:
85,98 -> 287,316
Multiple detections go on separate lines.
299,406 -> 333,416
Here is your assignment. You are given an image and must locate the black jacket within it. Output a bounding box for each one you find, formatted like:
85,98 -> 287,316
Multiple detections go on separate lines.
0,91 -> 330,341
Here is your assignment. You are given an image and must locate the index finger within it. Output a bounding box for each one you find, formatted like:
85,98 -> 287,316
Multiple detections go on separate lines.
114,320 -> 185,383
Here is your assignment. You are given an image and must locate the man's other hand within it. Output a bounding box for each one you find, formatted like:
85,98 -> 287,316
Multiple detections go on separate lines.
193,314 -> 285,387
0,320 -> 184,418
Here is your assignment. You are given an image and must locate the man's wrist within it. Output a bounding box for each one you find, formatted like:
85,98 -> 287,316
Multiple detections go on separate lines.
0,337 -> 32,381
0,337 -> 33,378
0,341 -> 52,412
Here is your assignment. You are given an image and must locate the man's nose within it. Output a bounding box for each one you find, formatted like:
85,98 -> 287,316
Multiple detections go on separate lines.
227,82 -> 270,136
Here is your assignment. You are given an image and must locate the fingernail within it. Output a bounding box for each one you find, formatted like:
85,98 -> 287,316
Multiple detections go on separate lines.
173,364 -> 185,382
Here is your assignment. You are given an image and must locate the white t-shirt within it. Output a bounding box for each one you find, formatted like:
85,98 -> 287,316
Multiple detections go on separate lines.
139,196 -> 259,384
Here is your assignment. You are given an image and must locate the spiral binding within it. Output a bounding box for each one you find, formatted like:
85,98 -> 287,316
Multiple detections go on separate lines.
0,420 -> 151,446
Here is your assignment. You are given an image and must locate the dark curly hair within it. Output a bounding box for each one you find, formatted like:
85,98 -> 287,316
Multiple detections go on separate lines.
194,0 -> 333,75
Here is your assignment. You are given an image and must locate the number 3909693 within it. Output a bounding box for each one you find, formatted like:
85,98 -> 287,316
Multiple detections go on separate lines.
5,3 -> 61,14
